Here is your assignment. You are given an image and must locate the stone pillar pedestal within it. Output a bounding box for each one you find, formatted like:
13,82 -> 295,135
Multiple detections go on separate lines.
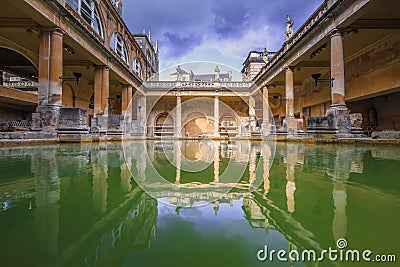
326,107 -> 351,134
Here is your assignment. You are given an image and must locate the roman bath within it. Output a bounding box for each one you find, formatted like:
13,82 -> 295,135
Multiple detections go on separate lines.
0,0 -> 399,266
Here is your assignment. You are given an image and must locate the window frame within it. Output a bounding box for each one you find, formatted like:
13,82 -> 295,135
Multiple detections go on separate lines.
67,0 -> 103,38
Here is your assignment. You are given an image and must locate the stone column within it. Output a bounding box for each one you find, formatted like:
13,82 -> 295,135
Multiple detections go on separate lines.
248,95 -> 256,133
122,85 -> 133,134
175,94 -> 182,138
214,95 -> 220,137
327,29 -> 351,133
94,66 -> 109,117
137,94 -> 147,136
121,85 -> 132,117
37,28 -> 63,131
285,67 -> 297,134
262,86 -> 271,136
330,29 -> 346,108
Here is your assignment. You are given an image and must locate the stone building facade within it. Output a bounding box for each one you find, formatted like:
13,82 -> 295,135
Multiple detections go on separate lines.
0,0 -> 158,139
245,0 -> 400,137
1,0 -> 399,141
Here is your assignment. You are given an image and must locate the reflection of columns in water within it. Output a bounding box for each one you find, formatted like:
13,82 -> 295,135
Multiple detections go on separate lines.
286,144 -> 297,213
174,142 -> 181,184
331,147 -> 350,241
32,147 -> 60,255
261,142 -> 271,194
214,146 -> 220,183
92,147 -> 108,214
249,145 -> 257,186
137,143 -> 147,182
332,183 -> 347,241
214,200 -> 219,215
120,152 -> 132,193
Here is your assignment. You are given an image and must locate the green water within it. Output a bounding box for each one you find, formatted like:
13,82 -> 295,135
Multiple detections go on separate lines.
0,141 -> 398,267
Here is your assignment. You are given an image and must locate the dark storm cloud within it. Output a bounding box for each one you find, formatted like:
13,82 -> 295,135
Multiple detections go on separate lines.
212,0 -> 250,38
163,32 -> 203,58
122,0 -> 323,67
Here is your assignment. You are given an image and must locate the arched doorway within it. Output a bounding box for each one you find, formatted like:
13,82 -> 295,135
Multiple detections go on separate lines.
0,47 -> 38,85
154,113 -> 174,136
0,47 -> 38,131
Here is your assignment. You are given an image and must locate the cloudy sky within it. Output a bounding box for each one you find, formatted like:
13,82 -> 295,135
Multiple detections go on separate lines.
123,0 -> 323,72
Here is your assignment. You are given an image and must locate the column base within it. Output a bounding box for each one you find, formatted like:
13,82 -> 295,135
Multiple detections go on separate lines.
91,115 -> 108,135
262,121 -> 272,137
326,105 -> 351,134
38,106 -> 61,132
286,117 -> 298,135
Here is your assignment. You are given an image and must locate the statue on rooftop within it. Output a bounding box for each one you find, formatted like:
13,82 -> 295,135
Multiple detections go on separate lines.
285,15 -> 294,41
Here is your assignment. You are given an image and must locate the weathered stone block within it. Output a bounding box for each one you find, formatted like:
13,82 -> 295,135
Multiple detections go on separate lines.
40,107 -> 60,132
371,130 -> 400,140
30,113 -> 42,131
57,108 -> 90,134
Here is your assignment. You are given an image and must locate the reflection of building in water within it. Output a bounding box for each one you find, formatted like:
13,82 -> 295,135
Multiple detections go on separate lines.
82,193 -> 158,267
285,143 -> 298,213
32,146 -> 60,256
262,142 -> 272,194
92,144 -> 109,214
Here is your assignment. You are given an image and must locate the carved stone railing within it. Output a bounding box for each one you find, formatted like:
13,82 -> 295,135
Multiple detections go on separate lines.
2,81 -> 38,91
0,120 -> 31,132
144,81 -> 252,92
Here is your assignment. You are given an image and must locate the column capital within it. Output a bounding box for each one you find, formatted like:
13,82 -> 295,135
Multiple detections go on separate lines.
94,65 -> 109,70
285,66 -> 295,72
39,26 -> 64,35
330,28 -> 343,38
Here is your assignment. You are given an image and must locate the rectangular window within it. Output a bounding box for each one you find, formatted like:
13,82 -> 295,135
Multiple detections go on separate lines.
81,0 -> 94,25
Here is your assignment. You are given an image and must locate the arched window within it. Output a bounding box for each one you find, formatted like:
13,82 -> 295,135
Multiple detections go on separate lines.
110,33 -> 129,63
66,0 -> 103,37
133,58 -> 142,78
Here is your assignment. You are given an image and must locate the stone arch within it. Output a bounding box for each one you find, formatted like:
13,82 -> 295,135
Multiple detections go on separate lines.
154,112 -> 174,136
0,46 -> 38,80
155,112 -> 173,126
184,112 -> 213,137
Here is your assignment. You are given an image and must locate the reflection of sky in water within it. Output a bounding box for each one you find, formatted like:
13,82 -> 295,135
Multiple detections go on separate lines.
123,199 -> 304,267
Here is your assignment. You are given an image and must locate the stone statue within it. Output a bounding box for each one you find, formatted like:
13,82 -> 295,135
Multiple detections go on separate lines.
116,0 -> 122,16
285,15 -> 294,41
